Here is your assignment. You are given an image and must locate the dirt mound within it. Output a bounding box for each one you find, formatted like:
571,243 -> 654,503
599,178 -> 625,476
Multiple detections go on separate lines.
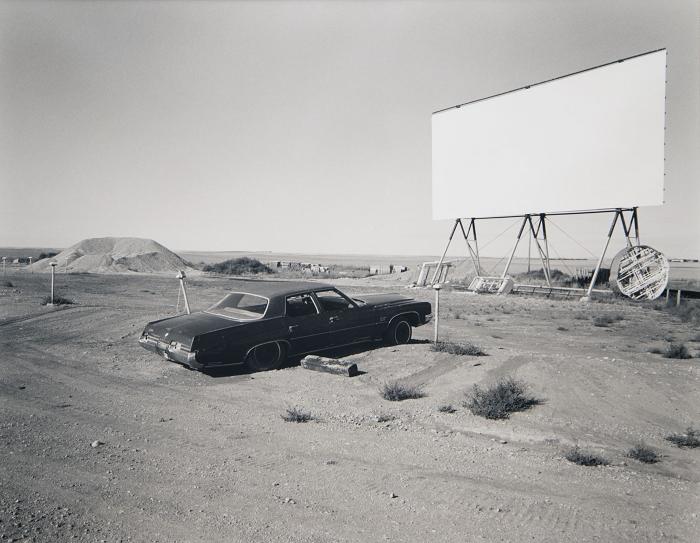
27,237 -> 193,274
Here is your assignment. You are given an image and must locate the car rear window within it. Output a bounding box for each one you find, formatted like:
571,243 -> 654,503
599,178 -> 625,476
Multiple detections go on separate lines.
206,293 -> 269,320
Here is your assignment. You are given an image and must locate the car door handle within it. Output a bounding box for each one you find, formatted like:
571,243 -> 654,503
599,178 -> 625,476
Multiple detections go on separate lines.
288,325 -> 299,333
329,316 -> 339,323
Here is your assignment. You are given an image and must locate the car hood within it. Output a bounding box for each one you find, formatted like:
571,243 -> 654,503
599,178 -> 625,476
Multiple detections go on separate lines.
143,312 -> 239,347
355,293 -> 414,308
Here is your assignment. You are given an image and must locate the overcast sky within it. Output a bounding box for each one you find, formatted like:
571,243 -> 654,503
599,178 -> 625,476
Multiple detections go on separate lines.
1,0 -> 698,258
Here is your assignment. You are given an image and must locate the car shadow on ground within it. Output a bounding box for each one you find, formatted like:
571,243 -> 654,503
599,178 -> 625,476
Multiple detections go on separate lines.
202,338 -> 431,378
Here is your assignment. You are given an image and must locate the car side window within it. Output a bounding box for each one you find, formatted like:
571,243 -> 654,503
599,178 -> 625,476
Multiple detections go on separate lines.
315,290 -> 355,312
286,294 -> 319,318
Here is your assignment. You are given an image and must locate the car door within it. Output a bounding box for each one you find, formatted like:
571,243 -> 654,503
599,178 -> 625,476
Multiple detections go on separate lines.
284,292 -> 330,355
313,289 -> 375,347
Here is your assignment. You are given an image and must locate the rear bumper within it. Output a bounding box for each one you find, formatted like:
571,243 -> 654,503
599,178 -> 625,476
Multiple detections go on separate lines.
139,336 -> 204,371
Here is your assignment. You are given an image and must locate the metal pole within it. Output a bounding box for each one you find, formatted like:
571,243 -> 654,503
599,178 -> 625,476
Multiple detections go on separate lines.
433,284 -> 441,343
676,290 -> 681,307
29,257 -> 33,273
582,210 -> 619,301
177,271 -> 191,315
2,257 -> 5,276
432,219 -> 460,285
501,216 -> 529,278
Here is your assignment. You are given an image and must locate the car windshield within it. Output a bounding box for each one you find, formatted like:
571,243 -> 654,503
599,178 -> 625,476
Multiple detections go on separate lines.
206,292 -> 269,320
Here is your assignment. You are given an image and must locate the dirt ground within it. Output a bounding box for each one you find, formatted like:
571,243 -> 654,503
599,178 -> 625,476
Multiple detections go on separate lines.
1,272 -> 698,542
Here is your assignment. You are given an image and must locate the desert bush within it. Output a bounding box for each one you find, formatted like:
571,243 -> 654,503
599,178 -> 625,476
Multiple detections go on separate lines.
465,377 -> 540,420
564,446 -> 609,466
431,341 -> 487,356
667,301 -> 700,325
37,251 -> 58,260
665,427 -> 700,448
627,444 -> 660,464
556,326 -> 568,331
437,404 -> 456,413
40,295 -> 74,306
281,407 -> 313,423
380,381 -> 425,402
203,257 -> 272,275
1,280 -> 13,288
663,343 -> 692,359
375,413 -> 395,422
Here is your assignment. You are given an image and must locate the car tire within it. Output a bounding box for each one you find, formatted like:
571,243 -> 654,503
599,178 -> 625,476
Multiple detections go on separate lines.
385,318 -> 412,346
246,342 -> 286,372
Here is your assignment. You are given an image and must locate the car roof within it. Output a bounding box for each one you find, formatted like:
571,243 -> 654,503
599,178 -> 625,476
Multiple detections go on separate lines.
227,279 -> 335,298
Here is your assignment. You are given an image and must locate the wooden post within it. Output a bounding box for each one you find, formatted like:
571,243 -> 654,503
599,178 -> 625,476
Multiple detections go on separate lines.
676,290 -> 682,307
49,262 -> 56,305
433,284 -> 441,343
432,220 -> 460,285
301,355 -> 359,377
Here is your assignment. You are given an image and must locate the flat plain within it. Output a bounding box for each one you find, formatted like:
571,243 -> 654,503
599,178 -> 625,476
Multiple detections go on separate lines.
1,271 -> 699,542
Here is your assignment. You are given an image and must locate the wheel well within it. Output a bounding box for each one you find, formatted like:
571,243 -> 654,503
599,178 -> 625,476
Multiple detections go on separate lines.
388,312 -> 420,328
245,340 -> 289,359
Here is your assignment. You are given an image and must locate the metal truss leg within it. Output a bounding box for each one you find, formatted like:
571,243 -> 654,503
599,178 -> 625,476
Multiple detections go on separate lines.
501,216 -> 529,278
581,210 -> 620,301
460,218 -> 481,276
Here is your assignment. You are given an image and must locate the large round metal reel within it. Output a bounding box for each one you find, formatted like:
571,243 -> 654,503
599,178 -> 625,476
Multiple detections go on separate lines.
609,245 -> 669,301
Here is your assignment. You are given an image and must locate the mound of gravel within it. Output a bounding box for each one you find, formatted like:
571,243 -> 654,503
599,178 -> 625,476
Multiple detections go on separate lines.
27,237 -> 192,274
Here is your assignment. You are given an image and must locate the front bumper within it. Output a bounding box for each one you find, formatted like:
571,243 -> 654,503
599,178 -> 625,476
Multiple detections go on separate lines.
139,336 -> 203,370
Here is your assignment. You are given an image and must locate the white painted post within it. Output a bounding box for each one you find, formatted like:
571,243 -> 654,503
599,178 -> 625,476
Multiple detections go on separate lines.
28,257 -> 33,273
433,283 -> 441,344
676,290 -> 681,307
49,262 -> 57,305
2,257 -> 5,276
177,271 -> 191,314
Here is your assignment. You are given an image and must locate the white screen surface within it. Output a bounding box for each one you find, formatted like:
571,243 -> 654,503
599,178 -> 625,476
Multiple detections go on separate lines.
432,50 -> 666,220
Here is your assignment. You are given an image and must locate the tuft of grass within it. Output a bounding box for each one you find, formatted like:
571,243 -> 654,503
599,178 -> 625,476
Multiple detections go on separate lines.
627,444 -> 660,464
380,381 -> 425,402
431,341 -> 487,356
1,280 -> 13,288
281,407 -> 313,423
465,377 -> 540,420
665,427 -> 700,448
437,404 -> 456,414
40,295 -> 74,306
375,413 -> 395,423
564,446 -> 609,466
592,313 -> 624,327
556,326 -> 568,332
663,343 -> 692,359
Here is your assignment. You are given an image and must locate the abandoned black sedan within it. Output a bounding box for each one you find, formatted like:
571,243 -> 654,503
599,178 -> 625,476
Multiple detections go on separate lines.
139,280 -> 432,371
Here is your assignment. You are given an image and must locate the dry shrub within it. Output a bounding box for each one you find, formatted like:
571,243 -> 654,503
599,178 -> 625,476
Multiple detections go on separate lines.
564,446 -> 609,466
281,407 -> 313,423
40,295 -> 74,306
381,381 -> 425,402
665,427 -> 700,448
431,341 -> 486,356
663,343 -> 692,359
465,377 -> 540,420
627,444 -> 660,464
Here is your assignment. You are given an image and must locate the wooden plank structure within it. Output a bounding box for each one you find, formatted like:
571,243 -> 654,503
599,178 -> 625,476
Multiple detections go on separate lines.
301,355 -> 359,377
